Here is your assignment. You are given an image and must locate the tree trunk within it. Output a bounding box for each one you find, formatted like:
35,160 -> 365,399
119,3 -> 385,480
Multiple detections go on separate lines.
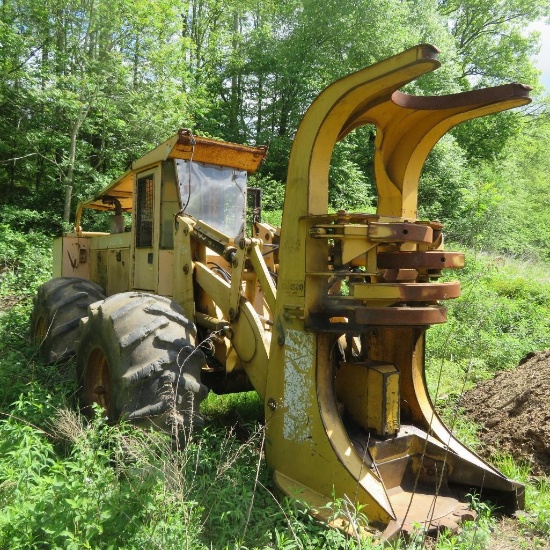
63,108 -> 88,223
255,73 -> 264,143
229,9 -> 241,138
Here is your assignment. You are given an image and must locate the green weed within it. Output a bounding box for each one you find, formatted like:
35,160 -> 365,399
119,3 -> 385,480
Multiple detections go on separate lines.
201,391 -> 264,427
495,454 -> 550,543
0,224 -> 52,300
426,250 -> 550,388
1,224 -> 550,548
260,208 -> 282,228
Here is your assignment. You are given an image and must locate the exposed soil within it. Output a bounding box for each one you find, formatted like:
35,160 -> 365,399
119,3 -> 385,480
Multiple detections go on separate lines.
463,349 -> 550,476
0,295 -> 21,312
488,516 -> 550,550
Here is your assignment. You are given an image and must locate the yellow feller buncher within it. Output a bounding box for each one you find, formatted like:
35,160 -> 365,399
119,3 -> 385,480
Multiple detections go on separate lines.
32,45 -> 531,536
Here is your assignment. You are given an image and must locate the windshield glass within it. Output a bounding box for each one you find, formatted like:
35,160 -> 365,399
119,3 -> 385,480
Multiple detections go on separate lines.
175,160 -> 247,237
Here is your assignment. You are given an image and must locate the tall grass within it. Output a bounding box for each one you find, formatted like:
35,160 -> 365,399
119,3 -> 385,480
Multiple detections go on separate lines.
0,308 -> 363,548
0,377 -> 367,548
425,250 -> 550,398
1,227 -> 549,547
424,250 -> 550,547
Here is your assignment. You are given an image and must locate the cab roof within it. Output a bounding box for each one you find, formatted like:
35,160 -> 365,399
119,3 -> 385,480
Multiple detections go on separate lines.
77,129 -> 268,213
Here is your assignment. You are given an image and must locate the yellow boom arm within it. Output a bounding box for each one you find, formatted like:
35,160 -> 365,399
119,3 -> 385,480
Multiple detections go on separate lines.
263,44 -> 530,536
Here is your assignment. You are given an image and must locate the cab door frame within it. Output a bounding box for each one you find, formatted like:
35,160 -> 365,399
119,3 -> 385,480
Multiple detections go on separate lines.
133,165 -> 161,292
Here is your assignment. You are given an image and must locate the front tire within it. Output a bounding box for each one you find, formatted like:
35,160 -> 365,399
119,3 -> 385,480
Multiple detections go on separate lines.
76,292 -> 208,434
31,277 -> 106,363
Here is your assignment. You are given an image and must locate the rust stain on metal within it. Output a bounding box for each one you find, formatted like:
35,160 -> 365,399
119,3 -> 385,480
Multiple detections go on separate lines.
354,305 -> 447,325
173,129 -> 268,172
377,251 -> 465,269
368,222 -> 433,243
350,281 -> 460,301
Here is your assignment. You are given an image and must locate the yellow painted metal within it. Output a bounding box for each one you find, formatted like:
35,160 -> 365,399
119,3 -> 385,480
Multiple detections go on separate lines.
248,241 -> 277,314
134,130 -> 267,173
335,360 -> 400,437
364,326 -> 524,496
73,129 -> 267,232
228,242 -> 247,320
264,43 -> 530,532
367,86 -> 531,218
60,42 -> 532,536
157,250 -> 174,296
104,249 -> 130,295
56,236 -> 91,279
52,238 -> 62,277
133,167 -> 160,292
173,217 -> 196,321
268,331 -> 394,528
349,281 -> 461,301
194,261 -> 269,398
367,363 -> 400,437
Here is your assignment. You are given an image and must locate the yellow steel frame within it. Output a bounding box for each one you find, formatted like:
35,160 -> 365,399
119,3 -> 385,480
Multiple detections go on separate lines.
261,44 -> 530,534
65,43 -> 532,536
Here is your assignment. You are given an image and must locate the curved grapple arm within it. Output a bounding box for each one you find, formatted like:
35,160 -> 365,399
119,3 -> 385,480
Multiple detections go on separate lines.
264,44 -> 530,537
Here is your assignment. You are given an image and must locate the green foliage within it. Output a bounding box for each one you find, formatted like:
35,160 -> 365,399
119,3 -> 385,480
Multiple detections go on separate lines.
418,134 -> 472,226
452,111 -> 525,163
261,209 -> 283,228
0,387 -> 373,549
0,403 -> 204,549
475,115 -> 550,262
426,252 -> 550,388
0,262 -> 369,548
0,236 -> 548,547
0,221 -> 52,300
329,129 -> 376,211
248,173 -> 286,212
1,1 -> 550,546
0,205 -> 62,235
259,136 -> 294,184
1,0 -> 549,252
201,391 -> 263,424
523,477 -> 550,541
0,0 -> 197,223
439,0 -> 547,85
495,455 -> 550,545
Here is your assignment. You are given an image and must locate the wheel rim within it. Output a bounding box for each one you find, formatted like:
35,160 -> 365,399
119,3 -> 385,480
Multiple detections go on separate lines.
33,315 -> 47,345
85,348 -> 112,412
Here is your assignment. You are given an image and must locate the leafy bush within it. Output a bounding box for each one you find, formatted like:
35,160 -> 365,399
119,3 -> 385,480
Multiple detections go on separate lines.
418,134 -> 473,230
0,224 -> 51,300
0,391 -> 371,549
329,135 -> 375,211
426,251 -> 550,387
0,405 -> 204,549
1,218 -> 549,548
0,205 -> 63,235
261,209 -> 283,227
248,173 -> 286,212
496,455 -> 550,545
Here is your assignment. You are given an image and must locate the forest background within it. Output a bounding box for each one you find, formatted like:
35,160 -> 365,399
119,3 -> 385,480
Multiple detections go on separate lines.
1,0 -> 549,252
1,0 -> 550,548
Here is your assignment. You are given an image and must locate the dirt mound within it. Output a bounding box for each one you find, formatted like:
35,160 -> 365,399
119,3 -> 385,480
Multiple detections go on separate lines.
463,349 -> 550,476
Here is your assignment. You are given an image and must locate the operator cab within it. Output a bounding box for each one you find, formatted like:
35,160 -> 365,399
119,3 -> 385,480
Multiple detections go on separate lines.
58,129 -> 267,297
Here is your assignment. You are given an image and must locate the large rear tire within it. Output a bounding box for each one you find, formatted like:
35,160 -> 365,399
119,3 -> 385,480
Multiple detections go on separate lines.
31,277 -> 106,363
75,292 -> 208,434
